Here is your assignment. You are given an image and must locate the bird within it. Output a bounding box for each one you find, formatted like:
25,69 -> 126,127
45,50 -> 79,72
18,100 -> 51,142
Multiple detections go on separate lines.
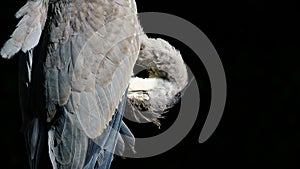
1,0 -> 188,169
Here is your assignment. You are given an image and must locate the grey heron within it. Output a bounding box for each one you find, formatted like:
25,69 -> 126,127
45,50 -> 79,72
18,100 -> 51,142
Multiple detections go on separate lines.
1,0 -> 188,168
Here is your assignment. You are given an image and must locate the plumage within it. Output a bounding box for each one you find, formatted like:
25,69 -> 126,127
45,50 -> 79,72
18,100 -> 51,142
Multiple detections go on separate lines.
1,0 -> 189,169
127,35 -> 189,125
1,0 -> 48,59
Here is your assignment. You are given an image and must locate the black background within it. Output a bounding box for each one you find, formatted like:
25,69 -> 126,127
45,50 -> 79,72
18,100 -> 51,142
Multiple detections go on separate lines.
0,0 -> 299,168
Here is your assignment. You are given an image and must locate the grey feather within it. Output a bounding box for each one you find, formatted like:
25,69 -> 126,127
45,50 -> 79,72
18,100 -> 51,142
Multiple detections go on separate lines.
48,108 -> 88,169
119,121 -> 135,154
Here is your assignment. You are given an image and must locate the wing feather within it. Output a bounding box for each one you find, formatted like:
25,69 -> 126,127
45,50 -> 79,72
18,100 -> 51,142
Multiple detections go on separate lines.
48,108 -> 88,169
1,0 -> 48,59
46,0 -> 142,139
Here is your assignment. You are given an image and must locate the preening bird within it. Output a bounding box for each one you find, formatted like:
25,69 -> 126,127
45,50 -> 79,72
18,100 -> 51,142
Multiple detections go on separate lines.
1,0 -> 188,169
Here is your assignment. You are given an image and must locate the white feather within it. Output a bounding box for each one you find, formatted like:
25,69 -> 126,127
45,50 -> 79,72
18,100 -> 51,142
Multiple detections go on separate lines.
0,0 -> 48,59
128,35 -> 189,125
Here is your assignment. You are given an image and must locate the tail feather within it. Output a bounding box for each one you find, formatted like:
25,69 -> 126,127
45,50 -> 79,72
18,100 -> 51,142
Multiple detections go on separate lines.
23,118 -> 48,169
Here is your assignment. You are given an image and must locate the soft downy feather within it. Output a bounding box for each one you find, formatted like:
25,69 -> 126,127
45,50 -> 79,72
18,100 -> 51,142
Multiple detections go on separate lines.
127,34 -> 189,126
